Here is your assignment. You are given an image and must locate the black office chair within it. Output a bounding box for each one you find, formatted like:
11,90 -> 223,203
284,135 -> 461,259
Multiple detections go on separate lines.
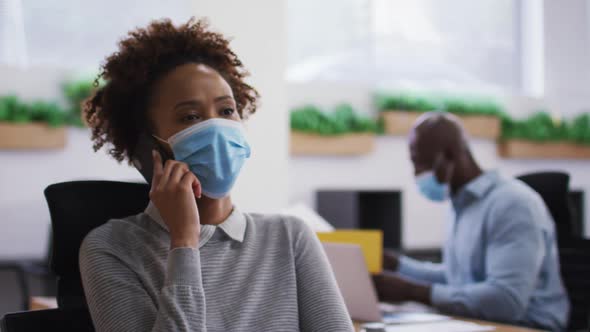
516,172 -> 579,241
517,171 -> 590,331
1,181 -> 150,332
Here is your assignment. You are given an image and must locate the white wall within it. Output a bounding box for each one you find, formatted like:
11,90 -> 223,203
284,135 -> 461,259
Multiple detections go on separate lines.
544,0 -> 590,113
0,0 -> 288,259
191,0 -> 288,214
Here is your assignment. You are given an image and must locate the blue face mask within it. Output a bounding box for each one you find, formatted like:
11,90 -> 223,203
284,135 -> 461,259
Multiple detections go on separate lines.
416,171 -> 449,202
167,118 -> 251,199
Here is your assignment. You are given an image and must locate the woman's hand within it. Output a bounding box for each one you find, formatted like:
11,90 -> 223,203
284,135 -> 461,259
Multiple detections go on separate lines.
150,150 -> 202,249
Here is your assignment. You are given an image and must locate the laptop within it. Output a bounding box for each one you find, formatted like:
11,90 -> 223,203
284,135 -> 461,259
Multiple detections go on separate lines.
321,243 -> 450,324
322,242 -> 383,322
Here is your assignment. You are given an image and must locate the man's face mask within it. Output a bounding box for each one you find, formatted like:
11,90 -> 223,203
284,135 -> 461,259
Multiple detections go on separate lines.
415,171 -> 450,202
415,154 -> 453,202
161,118 -> 251,199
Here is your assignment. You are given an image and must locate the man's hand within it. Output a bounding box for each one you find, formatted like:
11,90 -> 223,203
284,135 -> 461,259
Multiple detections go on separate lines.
383,249 -> 400,271
372,273 -> 432,305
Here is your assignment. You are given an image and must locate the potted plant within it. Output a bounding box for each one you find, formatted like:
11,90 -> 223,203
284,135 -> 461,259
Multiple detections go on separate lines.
376,93 -> 503,139
499,112 -> 590,159
290,104 -> 377,156
376,93 -> 436,136
0,95 -> 68,149
0,78 -> 97,150
440,98 -> 502,139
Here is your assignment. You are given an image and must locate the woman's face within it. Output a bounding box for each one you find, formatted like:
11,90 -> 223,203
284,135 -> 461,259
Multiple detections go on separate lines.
148,63 -> 240,140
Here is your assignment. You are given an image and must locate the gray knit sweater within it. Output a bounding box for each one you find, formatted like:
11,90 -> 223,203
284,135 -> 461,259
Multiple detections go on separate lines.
79,202 -> 354,332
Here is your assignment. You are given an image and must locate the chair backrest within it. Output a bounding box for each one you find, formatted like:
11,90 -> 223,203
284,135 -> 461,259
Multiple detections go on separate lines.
1,181 -> 150,332
44,180 -> 150,309
515,171 -> 576,241
1,308 -> 93,332
516,171 -> 590,330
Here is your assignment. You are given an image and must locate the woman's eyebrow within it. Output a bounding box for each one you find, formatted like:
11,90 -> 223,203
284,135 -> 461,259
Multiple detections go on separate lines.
214,95 -> 233,102
174,99 -> 203,110
174,96 -> 232,109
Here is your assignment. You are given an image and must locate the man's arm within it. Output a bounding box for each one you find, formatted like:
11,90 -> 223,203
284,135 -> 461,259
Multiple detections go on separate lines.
429,198 -> 545,322
396,255 -> 447,284
374,247 -> 445,303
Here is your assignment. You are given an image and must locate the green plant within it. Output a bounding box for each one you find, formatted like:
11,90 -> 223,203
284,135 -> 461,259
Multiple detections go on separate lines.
0,95 -> 67,127
374,93 -> 437,112
441,98 -> 504,117
290,104 -> 378,136
501,112 -> 558,142
0,78 -> 98,127
62,79 -> 97,127
567,113 -> 590,145
375,92 -> 505,118
501,111 -> 590,146
29,101 -> 67,127
0,95 -> 25,122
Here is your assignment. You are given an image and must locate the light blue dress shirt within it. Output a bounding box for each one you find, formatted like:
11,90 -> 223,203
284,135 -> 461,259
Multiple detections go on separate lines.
397,171 -> 570,331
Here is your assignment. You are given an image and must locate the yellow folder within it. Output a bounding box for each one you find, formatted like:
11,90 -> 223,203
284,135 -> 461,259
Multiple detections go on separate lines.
317,230 -> 383,274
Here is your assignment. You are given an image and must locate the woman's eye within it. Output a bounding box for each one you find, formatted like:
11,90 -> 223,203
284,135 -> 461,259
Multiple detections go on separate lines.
222,108 -> 235,116
182,114 -> 200,122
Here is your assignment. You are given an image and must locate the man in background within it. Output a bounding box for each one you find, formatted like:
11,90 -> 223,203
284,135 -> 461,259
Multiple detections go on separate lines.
373,112 -> 569,331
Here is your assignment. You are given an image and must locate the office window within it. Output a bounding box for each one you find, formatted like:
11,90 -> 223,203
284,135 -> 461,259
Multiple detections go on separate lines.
288,0 -> 526,94
0,0 -> 193,70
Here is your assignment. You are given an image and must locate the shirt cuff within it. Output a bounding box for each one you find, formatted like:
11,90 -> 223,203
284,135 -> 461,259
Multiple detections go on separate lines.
430,283 -> 452,307
165,247 -> 203,287
398,255 -> 426,276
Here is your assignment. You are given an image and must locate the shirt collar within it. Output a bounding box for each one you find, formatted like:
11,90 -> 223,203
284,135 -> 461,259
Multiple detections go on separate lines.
144,201 -> 246,247
452,170 -> 500,209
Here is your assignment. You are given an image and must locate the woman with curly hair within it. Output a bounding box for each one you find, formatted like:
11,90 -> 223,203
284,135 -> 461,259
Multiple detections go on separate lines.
78,18 -> 353,331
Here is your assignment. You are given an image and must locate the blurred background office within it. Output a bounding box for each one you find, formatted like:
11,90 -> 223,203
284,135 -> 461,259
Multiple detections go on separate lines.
0,0 -> 589,319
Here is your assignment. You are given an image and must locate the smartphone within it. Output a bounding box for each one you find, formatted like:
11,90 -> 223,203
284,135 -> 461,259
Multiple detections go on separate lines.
132,131 -> 174,184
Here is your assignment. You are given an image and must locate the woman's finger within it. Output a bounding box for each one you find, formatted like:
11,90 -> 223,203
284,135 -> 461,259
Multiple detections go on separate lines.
169,162 -> 189,187
193,177 -> 202,199
151,150 -> 163,188
159,159 -> 178,189
181,171 -> 202,199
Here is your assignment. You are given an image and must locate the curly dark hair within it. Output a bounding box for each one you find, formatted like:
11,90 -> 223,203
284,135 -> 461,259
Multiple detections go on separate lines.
84,18 -> 259,163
